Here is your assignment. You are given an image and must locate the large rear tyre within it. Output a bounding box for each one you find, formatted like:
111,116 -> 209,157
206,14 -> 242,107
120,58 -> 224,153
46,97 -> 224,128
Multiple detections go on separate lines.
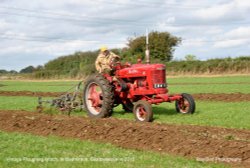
83,74 -> 114,118
133,100 -> 153,122
175,93 -> 195,114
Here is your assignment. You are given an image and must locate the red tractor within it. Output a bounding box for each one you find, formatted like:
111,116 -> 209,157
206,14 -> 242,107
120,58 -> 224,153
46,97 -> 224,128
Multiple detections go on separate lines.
83,59 -> 196,122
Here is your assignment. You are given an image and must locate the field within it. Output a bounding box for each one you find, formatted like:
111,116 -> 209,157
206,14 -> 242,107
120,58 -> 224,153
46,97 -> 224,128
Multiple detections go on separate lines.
0,75 -> 249,167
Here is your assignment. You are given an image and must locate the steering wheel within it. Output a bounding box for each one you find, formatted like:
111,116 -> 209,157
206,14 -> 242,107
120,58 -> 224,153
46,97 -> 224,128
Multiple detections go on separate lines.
109,57 -> 121,70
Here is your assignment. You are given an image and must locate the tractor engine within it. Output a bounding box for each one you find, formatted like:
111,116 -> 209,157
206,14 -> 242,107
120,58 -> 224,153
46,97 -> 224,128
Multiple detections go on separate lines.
115,63 -> 168,100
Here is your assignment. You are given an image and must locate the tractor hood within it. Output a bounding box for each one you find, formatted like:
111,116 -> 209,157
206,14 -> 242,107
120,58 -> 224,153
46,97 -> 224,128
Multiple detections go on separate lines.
116,63 -> 166,78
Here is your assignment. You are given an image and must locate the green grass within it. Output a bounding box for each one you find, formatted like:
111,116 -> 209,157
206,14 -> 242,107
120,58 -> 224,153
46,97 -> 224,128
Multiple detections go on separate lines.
168,83 -> 250,94
1,75 -> 250,93
0,96 -> 38,111
0,96 -> 249,129
0,131 -> 226,168
167,75 -> 250,84
166,75 -> 250,94
0,81 -> 79,92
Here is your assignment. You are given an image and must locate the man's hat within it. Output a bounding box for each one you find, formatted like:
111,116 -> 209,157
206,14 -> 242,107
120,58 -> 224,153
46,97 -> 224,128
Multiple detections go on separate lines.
100,46 -> 108,52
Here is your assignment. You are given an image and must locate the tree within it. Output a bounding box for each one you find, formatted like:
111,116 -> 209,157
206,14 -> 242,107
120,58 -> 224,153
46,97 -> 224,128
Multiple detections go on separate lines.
185,54 -> 197,61
127,31 -> 181,62
9,70 -> 18,74
0,69 -> 8,74
20,66 -> 35,73
0,69 -> 18,74
34,65 -> 44,71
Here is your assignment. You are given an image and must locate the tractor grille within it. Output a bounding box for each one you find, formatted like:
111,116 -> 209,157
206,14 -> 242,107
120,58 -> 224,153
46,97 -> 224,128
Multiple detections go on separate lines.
152,70 -> 166,88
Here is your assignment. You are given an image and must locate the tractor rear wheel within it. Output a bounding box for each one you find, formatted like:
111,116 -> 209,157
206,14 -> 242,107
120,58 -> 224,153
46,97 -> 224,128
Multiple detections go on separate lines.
83,74 -> 114,118
175,93 -> 195,114
133,100 -> 153,122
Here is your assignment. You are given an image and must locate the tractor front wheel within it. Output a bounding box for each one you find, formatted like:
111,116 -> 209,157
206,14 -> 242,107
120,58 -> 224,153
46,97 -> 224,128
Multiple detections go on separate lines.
83,74 -> 114,118
175,93 -> 195,114
133,100 -> 153,122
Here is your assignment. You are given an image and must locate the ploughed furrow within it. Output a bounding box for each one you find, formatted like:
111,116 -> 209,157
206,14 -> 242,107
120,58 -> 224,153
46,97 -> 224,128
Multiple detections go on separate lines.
192,93 -> 250,102
0,91 -> 64,97
170,82 -> 250,85
0,110 -> 249,167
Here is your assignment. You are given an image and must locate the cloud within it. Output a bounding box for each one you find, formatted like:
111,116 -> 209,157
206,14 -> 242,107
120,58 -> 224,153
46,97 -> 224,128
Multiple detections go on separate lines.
205,27 -> 223,35
157,25 -> 185,33
194,3 -> 233,21
0,19 -> 8,28
156,17 -> 186,33
182,38 -> 206,47
234,0 -> 250,9
214,39 -> 249,48
193,0 -> 250,21
224,26 -> 250,38
192,0 -> 250,22
213,26 -> 250,48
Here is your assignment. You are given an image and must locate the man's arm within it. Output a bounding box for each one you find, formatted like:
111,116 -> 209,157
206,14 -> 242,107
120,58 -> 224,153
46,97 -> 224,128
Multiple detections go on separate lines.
95,56 -> 102,73
110,52 -> 120,59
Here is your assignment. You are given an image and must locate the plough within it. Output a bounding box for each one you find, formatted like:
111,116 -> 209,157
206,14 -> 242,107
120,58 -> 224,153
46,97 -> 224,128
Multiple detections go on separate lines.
36,81 -> 84,115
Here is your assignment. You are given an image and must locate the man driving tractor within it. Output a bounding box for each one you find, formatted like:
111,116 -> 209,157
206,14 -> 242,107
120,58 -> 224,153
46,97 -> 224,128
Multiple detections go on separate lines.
95,46 -> 120,74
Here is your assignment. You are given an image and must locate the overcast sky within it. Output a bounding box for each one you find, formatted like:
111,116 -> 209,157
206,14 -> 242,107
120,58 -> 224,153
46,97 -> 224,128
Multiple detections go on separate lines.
0,0 -> 250,71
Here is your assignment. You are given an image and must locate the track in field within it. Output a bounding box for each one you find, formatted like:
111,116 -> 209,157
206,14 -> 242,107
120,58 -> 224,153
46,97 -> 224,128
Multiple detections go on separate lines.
0,91 -> 62,97
170,82 -> 250,85
0,110 -> 249,167
0,91 -> 250,102
192,93 -> 250,102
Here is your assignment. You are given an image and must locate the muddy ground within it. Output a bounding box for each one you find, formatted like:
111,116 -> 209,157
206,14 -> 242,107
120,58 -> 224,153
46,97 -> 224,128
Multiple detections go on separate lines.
0,110 -> 249,167
170,82 -> 250,85
0,91 -> 250,102
0,91 -> 63,97
192,93 -> 250,102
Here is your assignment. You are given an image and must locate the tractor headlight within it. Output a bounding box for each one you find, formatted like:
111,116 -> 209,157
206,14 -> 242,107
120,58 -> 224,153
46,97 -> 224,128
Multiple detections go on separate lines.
154,83 -> 166,88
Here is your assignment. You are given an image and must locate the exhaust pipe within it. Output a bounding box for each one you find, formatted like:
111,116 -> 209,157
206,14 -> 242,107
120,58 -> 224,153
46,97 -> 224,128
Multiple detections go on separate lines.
145,29 -> 150,64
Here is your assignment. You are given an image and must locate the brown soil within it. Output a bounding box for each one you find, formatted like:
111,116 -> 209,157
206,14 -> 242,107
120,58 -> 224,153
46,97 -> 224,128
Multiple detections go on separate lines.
167,74 -> 250,78
0,110 -> 249,167
192,93 -> 250,102
0,91 -> 63,97
170,82 -> 250,85
1,91 -> 250,102
47,84 -> 80,86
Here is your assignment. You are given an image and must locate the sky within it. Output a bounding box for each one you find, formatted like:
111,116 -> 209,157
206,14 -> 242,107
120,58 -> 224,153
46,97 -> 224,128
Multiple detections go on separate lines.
0,0 -> 250,71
